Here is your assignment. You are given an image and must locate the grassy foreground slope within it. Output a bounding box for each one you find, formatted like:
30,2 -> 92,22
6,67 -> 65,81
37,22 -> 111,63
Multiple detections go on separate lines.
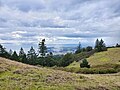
67,48 -> 120,68
0,57 -> 120,90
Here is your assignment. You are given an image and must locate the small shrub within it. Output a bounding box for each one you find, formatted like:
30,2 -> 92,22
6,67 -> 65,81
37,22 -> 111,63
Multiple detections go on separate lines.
80,59 -> 90,68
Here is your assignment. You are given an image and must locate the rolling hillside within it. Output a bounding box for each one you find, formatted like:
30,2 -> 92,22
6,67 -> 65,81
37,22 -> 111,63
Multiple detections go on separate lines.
67,48 -> 120,68
0,57 -> 120,90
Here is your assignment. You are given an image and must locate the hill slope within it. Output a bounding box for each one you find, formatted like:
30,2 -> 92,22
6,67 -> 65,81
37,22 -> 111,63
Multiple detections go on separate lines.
0,57 -> 120,90
88,48 -> 120,66
67,48 -> 120,68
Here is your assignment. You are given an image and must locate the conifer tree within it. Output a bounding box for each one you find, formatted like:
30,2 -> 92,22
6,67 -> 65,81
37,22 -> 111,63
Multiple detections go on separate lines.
0,44 -> 10,58
80,59 -> 90,68
11,51 -> 19,61
9,49 -> 13,56
95,39 -> 107,52
27,46 -> 37,64
38,39 -> 47,57
19,47 -> 27,63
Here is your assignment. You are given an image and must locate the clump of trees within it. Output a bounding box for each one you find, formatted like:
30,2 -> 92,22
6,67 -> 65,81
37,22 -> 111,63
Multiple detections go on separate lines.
116,43 -> 120,47
75,42 -> 93,54
95,39 -> 107,52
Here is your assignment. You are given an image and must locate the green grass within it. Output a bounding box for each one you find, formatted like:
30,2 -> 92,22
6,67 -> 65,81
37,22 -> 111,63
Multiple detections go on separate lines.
67,48 -> 120,68
88,48 -> 120,66
0,57 -> 120,90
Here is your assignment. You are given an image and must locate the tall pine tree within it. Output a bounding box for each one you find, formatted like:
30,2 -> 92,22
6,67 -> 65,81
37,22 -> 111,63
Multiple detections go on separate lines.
19,47 -> 27,63
38,39 -> 47,57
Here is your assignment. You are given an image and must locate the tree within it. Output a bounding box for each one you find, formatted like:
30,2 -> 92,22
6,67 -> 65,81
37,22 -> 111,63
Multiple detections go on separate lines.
116,43 -> 120,47
80,59 -> 90,68
47,52 -> 53,58
9,49 -> 13,56
75,42 -> 82,54
0,44 -> 10,58
19,47 -> 27,63
86,46 -> 93,52
95,39 -> 107,52
95,39 -> 100,51
27,46 -> 37,65
11,51 -> 19,61
38,39 -> 47,57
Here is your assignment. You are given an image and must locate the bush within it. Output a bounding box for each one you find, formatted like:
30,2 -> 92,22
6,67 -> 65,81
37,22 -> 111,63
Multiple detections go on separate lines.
80,59 -> 90,68
76,68 -> 117,74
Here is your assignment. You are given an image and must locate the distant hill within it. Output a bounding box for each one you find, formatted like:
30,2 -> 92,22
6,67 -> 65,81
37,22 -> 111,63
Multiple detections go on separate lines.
0,57 -> 120,90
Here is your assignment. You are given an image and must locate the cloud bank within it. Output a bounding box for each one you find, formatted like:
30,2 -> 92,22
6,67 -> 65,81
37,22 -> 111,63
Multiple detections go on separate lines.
0,0 -> 120,50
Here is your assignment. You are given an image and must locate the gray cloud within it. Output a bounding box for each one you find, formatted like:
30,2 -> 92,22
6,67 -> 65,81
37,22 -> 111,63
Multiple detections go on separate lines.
0,0 -> 120,50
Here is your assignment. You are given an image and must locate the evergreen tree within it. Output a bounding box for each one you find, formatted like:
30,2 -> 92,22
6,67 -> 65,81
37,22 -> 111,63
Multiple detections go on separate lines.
27,46 -> 37,65
47,52 -> 53,58
38,39 -> 47,57
116,43 -> 120,47
95,39 -> 107,52
95,39 -> 100,51
19,47 -> 27,63
0,44 -> 10,58
80,59 -> 90,68
9,49 -> 13,56
75,42 -> 82,54
11,51 -> 19,61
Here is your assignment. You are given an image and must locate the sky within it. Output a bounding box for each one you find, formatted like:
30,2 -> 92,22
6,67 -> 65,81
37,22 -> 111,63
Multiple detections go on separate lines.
0,0 -> 120,51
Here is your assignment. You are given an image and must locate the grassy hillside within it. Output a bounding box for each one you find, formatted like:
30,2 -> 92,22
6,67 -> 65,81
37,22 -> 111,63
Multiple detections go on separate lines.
88,48 -> 120,66
67,48 -> 120,68
0,57 -> 120,90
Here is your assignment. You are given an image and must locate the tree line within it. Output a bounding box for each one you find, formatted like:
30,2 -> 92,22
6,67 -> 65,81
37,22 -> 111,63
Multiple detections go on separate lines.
0,39 -> 119,68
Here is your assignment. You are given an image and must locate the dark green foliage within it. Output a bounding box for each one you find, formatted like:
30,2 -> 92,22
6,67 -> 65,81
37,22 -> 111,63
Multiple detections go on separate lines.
86,46 -> 93,52
75,42 -> 93,54
19,47 -> 27,63
27,46 -> 37,65
38,39 -> 47,57
60,53 -> 74,67
116,43 -> 120,47
81,48 -> 86,52
95,39 -> 107,52
0,44 -> 10,58
37,53 -> 58,67
77,68 -> 117,74
80,59 -> 90,68
45,57 -> 56,67
11,51 -> 19,61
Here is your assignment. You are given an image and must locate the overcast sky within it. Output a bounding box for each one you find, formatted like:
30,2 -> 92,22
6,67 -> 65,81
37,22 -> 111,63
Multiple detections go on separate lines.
0,0 -> 120,51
